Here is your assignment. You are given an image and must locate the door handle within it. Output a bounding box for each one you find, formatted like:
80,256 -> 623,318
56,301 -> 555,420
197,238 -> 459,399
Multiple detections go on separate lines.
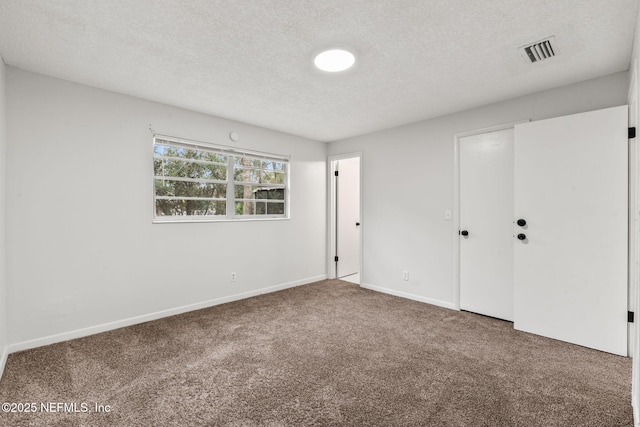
356,222 -> 360,226
517,233 -> 527,240
460,230 -> 469,236
517,219 -> 527,226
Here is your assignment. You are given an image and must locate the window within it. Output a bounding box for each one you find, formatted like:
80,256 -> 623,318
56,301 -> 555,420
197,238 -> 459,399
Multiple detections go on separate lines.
153,135 -> 289,222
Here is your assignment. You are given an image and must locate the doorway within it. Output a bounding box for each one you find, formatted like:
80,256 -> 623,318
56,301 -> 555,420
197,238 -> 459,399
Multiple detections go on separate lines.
329,154 -> 361,284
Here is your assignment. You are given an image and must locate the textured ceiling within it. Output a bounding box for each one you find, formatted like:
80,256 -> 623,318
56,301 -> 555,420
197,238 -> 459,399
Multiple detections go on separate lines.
0,0 -> 638,142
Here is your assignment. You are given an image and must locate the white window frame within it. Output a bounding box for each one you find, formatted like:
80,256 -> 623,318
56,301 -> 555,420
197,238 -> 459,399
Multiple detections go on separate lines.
153,134 -> 290,223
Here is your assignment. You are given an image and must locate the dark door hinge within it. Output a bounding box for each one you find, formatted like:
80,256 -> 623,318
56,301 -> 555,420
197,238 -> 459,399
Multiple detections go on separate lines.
629,311 -> 635,323
629,127 -> 636,139
334,170 -> 339,176
334,256 -> 339,262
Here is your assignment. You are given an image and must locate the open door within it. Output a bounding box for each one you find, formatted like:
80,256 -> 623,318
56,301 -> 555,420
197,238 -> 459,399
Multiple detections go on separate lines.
514,105 -> 628,356
336,157 -> 361,283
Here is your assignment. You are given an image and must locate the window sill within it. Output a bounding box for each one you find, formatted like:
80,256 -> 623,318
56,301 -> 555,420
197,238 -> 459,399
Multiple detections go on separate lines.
152,217 -> 290,224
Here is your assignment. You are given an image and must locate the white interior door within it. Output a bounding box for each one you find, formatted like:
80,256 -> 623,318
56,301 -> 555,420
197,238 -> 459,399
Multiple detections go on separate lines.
459,128 -> 514,321
514,105 -> 628,356
337,157 -> 361,279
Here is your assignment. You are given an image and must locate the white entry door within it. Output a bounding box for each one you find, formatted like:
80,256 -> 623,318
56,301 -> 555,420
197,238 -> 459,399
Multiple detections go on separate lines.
459,128 -> 515,321
514,105 -> 628,356
337,157 -> 361,279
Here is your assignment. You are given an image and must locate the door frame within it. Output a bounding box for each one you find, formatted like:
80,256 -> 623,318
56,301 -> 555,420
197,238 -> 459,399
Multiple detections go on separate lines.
629,62 -> 639,359
453,121 -> 528,311
328,152 -> 363,280
628,58 -> 639,422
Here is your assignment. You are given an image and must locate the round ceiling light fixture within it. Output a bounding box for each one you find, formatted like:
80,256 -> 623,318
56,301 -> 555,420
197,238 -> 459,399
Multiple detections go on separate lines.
313,49 -> 356,72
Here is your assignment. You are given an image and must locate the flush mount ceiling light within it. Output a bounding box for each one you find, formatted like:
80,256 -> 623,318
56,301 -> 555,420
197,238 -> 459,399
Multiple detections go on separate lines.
314,49 -> 355,72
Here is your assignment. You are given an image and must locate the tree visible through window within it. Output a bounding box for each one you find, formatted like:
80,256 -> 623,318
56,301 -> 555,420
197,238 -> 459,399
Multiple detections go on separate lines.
153,136 -> 289,221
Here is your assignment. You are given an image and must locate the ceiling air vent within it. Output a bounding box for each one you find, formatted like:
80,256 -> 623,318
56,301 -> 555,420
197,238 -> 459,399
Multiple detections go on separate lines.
520,36 -> 557,63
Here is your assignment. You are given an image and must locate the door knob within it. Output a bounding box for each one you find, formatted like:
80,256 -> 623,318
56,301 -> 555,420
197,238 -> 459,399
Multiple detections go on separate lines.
517,233 -> 527,240
460,230 -> 469,236
356,222 -> 360,226
517,219 -> 527,227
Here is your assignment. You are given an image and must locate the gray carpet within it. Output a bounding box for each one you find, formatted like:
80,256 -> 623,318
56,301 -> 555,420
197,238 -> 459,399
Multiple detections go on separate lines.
0,279 -> 633,426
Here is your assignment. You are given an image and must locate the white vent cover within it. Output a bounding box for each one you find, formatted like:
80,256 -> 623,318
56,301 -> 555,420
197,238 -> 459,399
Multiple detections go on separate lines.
520,36 -> 557,63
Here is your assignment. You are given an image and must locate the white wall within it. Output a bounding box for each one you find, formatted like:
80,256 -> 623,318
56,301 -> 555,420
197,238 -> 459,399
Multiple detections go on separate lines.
0,59 -> 7,374
5,67 -> 327,348
328,71 -> 629,308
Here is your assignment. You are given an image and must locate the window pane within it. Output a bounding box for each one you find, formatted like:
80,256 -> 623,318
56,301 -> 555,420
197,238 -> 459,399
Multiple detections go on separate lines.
232,157 -> 286,169
155,200 -> 226,216
235,184 -> 252,199
256,188 -> 285,200
255,201 -> 267,215
233,167 -> 285,184
234,185 -> 284,200
267,202 -> 285,215
235,201 -> 256,215
233,167 -> 259,183
233,156 -> 262,168
155,144 -> 227,164
155,158 -> 227,181
259,170 -> 286,185
154,143 -> 227,181
155,180 -> 226,199
262,160 -> 286,171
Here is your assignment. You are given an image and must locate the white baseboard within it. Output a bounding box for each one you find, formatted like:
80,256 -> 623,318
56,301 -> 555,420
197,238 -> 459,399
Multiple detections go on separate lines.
8,274 -> 326,354
360,282 -> 456,310
0,345 -> 8,381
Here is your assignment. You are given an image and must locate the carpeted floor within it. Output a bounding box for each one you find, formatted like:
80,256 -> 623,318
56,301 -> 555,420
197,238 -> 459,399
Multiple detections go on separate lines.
0,279 -> 633,426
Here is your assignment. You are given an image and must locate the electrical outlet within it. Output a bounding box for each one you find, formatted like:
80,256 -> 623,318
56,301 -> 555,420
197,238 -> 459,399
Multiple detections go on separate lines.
402,271 -> 409,281
231,272 -> 237,282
